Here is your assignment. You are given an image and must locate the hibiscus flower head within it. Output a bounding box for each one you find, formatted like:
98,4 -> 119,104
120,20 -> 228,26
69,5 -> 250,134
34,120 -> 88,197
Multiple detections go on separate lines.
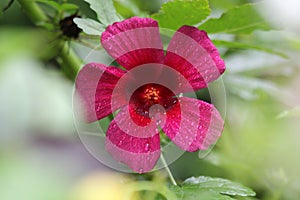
75,17 -> 226,173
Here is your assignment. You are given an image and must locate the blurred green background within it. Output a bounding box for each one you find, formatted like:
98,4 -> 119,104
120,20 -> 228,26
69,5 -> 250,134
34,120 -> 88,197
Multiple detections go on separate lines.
1,0 -> 300,200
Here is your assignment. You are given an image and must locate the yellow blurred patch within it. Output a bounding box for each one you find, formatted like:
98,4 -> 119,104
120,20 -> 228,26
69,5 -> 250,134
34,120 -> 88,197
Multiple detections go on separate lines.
71,172 -> 139,200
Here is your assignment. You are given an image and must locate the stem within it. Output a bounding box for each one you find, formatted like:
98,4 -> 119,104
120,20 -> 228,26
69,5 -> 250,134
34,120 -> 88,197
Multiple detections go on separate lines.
3,0 -> 14,12
160,153 -> 177,186
17,0 -> 81,80
17,0 -> 47,25
124,181 -> 177,200
59,42 -> 81,80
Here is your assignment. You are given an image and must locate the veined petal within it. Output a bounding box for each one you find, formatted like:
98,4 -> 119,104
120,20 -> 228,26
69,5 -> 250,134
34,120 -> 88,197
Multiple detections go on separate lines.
164,26 -> 226,92
101,17 -> 164,70
75,63 -> 126,122
106,107 -> 161,173
163,97 -> 224,151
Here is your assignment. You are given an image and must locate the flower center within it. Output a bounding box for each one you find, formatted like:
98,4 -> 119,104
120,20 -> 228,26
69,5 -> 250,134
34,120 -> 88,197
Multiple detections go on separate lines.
144,86 -> 160,103
130,83 -> 178,117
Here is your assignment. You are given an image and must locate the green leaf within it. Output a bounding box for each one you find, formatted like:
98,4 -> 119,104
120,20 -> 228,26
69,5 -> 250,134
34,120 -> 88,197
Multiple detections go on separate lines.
224,75 -> 281,101
113,0 -> 135,18
183,191 -> 236,200
151,0 -> 210,30
36,1 -> 78,12
36,0 -> 61,11
213,40 -> 288,58
182,176 -> 256,197
113,0 -> 147,18
83,0 -> 121,25
61,3 -> 78,11
199,3 -> 271,34
170,185 -> 236,200
73,18 -> 105,35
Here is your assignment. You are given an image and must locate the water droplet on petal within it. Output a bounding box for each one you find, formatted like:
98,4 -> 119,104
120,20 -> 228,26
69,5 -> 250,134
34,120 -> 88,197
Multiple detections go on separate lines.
156,119 -> 162,126
145,142 -> 150,151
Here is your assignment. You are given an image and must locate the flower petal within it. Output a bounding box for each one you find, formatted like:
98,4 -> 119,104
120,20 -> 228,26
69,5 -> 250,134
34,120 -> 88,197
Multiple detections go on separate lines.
106,107 -> 161,173
162,97 -> 224,151
101,17 -> 164,70
75,63 -> 126,122
164,26 -> 226,91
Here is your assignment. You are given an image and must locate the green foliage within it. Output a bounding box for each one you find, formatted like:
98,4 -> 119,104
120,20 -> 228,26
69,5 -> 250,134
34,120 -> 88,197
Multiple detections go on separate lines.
128,176 -> 255,200
73,18 -> 105,35
113,0 -> 147,18
288,38 -> 300,50
213,40 -> 288,59
113,0 -> 135,18
97,114 -> 113,133
171,186 -> 235,200
210,96 -> 300,199
151,0 -> 210,30
36,0 -> 60,11
83,0 -> 121,25
182,176 -> 256,197
199,3 -> 271,34
60,3 -> 79,12
169,176 -> 255,200
36,0 -> 78,13
131,0 -> 162,13
224,75 -> 280,101
3,1 -> 299,200
126,181 -> 177,200
209,0 -> 249,10
277,106 -> 300,119
0,27 -> 55,61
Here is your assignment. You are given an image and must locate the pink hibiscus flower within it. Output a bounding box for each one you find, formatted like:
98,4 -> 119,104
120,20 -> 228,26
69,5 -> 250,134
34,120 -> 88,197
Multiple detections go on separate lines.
75,17 -> 225,173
